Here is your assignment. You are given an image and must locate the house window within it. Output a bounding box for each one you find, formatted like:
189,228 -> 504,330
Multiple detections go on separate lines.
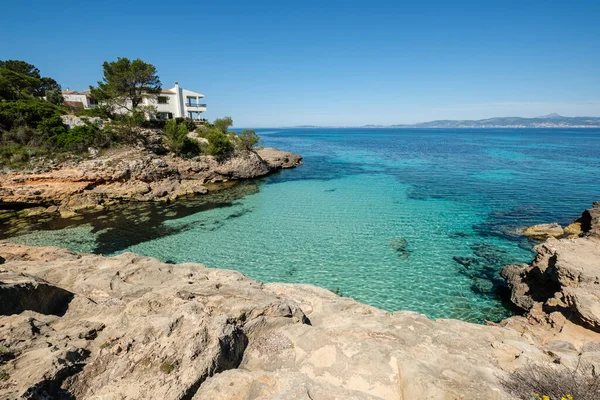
158,96 -> 168,104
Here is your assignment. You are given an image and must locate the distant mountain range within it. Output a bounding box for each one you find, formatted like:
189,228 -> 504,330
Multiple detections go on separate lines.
288,114 -> 600,129
361,114 -> 600,129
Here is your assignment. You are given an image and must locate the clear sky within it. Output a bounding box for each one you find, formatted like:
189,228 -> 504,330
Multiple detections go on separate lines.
2,0 -> 599,127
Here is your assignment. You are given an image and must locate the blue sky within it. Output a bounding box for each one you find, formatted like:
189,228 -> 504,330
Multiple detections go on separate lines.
2,0 -> 599,127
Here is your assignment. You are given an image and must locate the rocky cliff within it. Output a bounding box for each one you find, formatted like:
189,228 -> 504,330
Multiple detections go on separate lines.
0,147 -> 301,217
502,202 -> 600,332
1,204 -> 599,399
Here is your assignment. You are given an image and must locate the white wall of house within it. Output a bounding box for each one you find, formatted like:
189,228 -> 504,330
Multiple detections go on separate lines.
62,82 -> 206,120
63,93 -> 92,108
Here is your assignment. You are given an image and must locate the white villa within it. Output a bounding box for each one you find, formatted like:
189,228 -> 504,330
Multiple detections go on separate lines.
62,82 -> 206,120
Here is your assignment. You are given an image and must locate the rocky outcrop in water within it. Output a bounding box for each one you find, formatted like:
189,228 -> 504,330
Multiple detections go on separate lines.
519,204 -> 598,241
0,148 -> 301,217
2,238 -> 600,399
521,223 -> 565,240
502,202 -> 600,332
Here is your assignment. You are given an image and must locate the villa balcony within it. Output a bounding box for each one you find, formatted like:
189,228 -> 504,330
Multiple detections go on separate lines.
185,103 -> 207,109
185,103 -> 207,113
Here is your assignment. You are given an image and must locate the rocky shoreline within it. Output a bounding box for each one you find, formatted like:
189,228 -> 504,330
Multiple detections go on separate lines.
0,147 -> 302,218
0,203 -> 599,399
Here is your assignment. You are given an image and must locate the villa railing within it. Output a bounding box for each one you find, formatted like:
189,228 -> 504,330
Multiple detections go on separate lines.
185,103 -> 207,108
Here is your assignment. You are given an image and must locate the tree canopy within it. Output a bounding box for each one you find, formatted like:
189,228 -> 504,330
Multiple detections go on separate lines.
90,57 -> 161,112
0,60 -> 61,101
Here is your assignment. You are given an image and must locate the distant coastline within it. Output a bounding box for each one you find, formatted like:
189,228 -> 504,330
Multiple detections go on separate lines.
287,114 -> 600,129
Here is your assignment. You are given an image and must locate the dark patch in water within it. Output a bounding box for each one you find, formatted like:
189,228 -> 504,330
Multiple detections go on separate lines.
453,242 -> 520,305
448,231 -> 469,238
389,237 -> 411,259
324,189 -> 336,192
225,208 -> 252,220
0,181 -> 262,255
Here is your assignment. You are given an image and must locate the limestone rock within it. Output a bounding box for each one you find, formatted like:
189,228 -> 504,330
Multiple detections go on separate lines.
563,222 -> 582,238
256,148 -> 303,169
2,241 -> 598,400
577,201 -> 600,237
0,147 -> 301,215
61,115 -> 103,130
521,222 -> 564,240
0,242 -> 307,399
503,209 -> 600,332
564,287 -> 600,330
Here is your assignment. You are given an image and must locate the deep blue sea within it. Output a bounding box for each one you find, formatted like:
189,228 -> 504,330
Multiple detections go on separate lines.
5,128 -> 600,323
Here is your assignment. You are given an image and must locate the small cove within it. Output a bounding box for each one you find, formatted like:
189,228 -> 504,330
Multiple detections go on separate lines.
3,128 -> 600,323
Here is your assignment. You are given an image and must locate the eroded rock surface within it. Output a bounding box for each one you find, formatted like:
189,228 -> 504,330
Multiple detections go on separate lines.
502,203 -> 600,332
0,147 -> 301,217
521,222 -> 565,240
2,241 -> 600,399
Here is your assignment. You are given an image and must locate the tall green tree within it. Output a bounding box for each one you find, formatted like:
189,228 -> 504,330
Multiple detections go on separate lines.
90,57 -> 161,112
45,88 -> 64,105
0,60 -> 40,79
0,60 -> 62,101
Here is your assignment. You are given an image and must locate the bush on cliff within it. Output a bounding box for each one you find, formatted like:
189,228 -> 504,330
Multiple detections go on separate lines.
502,360 -> 600,400
164,119 -> 201,158
0,99 -> 63,132
232,129 -> 261,151
205,129 -> 234,160
196,117 -> 261,161
174,117 -> 197,132
53,124 -> 109,152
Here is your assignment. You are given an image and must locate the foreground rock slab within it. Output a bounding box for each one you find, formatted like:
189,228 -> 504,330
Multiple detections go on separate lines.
2,242 -> 599,399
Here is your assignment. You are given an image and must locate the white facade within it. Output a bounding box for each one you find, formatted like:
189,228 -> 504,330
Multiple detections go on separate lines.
61,82 -> 206,120
62,90 -> 97,109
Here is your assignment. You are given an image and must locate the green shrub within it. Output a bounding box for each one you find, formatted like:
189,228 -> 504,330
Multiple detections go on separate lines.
234,129 -> 261,151
36,114 -> 68,144
213,116 -> 233,134
45,88 -> 63,106
164,120 -> 201,158
0,99 -> 62,131
173,117 -> 197,132
51,124 -> 108,152
3,124 -> 37,145
140,119 -> 166,129
206,129 -> 233,160
0,143 -> 48,169
183,118 -> 197,132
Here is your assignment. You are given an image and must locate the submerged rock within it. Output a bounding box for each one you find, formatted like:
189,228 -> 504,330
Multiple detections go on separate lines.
471,242 -> 509,266
389,237 -> 411,258
452,255 -> 482,268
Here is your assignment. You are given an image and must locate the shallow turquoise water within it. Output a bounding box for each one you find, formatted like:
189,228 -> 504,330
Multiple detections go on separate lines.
5,128 -> 600,323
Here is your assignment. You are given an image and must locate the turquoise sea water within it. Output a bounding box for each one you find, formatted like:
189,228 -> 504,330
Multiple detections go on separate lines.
4,128 -> 600,323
